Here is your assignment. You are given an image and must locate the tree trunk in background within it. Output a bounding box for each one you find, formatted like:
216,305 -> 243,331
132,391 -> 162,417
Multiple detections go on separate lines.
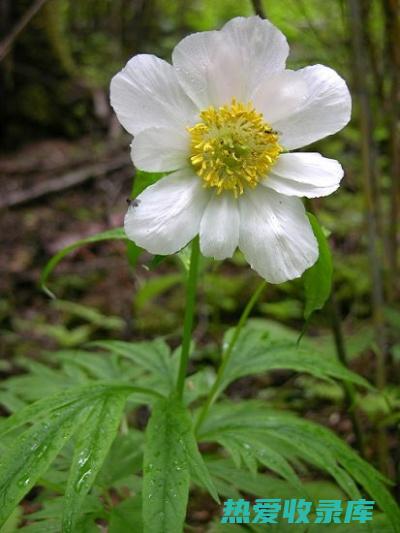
250,0 -> 267,18
383,0 -> 400,300
0,0 -> 11,144
130,0 -> 158,55
347,0 -> 390,476
359,1 -> 387,261
0,0 -> 49,61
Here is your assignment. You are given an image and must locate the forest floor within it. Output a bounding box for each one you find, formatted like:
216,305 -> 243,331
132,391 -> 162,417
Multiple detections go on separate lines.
0,137 -> 136,359
1,136 -> 398,528
0,134 -> 390,440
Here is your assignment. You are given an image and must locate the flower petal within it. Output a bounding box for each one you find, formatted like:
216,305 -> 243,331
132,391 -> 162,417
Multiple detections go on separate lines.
263,152 -> 344,198
131,127 -> 190,172
270,65 -> 351,150
200,194 -> 240,260
124,169 -> 209,255
238,188 -> 318,283
172,16 -> 288,109
251,70 -> 309,125
221,16 -> 289,94
110,54 -> 197,135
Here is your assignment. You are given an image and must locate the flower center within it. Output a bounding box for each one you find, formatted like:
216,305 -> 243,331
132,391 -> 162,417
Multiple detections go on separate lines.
188,98 -> 283,197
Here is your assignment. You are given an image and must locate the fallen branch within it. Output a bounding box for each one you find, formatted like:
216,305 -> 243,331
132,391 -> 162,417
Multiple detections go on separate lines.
0,0 -> 50,62
0,154 -> 130,209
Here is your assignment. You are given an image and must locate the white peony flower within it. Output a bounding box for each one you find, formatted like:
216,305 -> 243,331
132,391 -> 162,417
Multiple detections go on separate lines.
110,16 -> 351,283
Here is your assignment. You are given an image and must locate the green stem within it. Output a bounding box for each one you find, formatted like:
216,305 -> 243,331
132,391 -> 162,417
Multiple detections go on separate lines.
250,0 -> 267,18
195,280 -> 267,433
176,236 -> 201,399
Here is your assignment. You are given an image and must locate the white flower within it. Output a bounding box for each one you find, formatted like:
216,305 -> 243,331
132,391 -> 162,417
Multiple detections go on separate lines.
110,16 -> 351,283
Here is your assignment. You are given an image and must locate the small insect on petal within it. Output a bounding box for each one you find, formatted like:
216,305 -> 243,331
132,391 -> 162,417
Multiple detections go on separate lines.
126,198 -> 141,208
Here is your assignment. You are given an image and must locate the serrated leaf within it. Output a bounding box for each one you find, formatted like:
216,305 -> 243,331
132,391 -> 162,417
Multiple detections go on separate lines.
53,350 -> 123,381
218,436 -> 258,474
0,384 -> 104,437
40,228 -> 128,298
0,382 -> 159,437
200,405 -> 360,500
142,397 -> 190,533
220,327 -> 372,394
62,391 -> 128,532
217,431 -> 302,492
143,396 -> 217,533
185,433 -> 219,504
267,426 -> 361,500
303,213 -> 333,319
0,383 -> 150,528
0,401 -> 86,527
207,458 -> 304,500
199,402 -> 400,532
90,340 -> 176,394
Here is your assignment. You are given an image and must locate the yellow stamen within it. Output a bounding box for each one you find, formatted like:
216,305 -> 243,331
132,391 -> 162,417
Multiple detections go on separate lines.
188,98 -> 282,197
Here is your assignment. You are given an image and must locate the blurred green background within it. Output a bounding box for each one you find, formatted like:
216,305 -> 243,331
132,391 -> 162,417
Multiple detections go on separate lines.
0,0 -> 399,521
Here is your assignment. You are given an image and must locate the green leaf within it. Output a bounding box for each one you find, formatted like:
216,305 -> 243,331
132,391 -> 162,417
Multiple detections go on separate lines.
209,522 -> 245,533
216,431 -> 302,491
220,327 -> 372,394
18,496 -> 101,532
135,273 -> 183,310
0,382 -> 159,437
0,401 -> 86,527
53,349 -> 125,381
26,495 -> 102,521
207,458 -> 305,500
185,430 -> 219,504
199,403 -> 354,494
109,497 -> 143,533
90,340 -> 176,395
126,241 -> 143,269
199,402 -> 400,532
0,382 -> 154,528
142,396 -> 217,533
62,391 -> 128,533
0,384 -> 103,436
142,397 -> 190,533
175,245 -> 192,272
284,421 -> 400,532
96,431 -> 143,488
0,506 -> 23,533
303,213 -> 333,319
182,368 -> 216,406
132,170 -> 165,197
148,254 -> 168,270
19,521 -> 60,533
40,228 -> 128,298
53,300 -> 125,331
